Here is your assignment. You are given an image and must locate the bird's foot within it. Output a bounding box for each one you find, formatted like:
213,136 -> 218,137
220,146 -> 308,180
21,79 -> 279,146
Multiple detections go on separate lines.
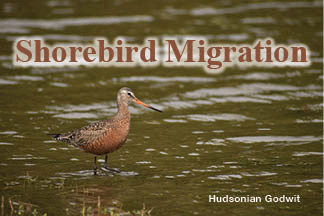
94,165 -> 97,176
103,166 -> 121,173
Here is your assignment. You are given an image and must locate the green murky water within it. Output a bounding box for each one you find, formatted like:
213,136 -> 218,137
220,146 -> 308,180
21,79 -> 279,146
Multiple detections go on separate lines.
0,0 -> 323,215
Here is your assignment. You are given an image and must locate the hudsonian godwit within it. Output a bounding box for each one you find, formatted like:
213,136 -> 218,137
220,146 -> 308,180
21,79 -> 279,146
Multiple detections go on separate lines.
49,87 -> 162,175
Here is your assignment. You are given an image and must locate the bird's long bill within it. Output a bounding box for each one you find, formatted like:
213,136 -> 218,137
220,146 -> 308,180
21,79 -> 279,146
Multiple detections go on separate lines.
133,97 -> 162,112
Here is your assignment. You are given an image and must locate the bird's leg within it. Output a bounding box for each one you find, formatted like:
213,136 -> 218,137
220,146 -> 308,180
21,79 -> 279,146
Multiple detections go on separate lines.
104,154 -> 108,168
104,154 -> 121,173
93,156 -> 97,175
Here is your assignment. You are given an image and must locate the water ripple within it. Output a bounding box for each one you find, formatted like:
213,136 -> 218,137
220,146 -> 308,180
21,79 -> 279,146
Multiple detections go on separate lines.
53,112 -> 99,119
118,76 -> 216,83
8,75 -> 44,81
292,152 -> 323,157
183,83 -> 321,99
0,78 -> 18,85
0,16 -> 154,30
226,136 -> 321,143
174,114 -> 255,122
301,179 -> 323,183
208,174 -> 242,180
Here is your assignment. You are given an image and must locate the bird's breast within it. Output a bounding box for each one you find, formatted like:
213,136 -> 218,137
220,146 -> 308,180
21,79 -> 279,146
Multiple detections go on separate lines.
81,118 -> 130,155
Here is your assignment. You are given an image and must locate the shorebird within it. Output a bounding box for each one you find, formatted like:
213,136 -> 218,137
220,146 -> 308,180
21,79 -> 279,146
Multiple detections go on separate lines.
49,87 -> 162,175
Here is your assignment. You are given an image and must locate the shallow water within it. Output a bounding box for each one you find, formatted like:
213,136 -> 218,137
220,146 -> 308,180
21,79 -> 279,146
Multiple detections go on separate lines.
0,0 -> 323,215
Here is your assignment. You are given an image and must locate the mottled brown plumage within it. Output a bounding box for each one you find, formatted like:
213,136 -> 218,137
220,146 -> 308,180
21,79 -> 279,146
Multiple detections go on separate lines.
49,87 -> 162,175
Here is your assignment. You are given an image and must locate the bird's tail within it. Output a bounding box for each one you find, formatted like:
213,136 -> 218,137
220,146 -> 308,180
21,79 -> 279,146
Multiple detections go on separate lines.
48,133 -> 61,139
48,133 -> 73,145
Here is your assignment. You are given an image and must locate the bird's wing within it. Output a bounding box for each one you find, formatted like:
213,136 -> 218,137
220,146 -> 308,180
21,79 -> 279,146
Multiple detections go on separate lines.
53,119 -> 114,147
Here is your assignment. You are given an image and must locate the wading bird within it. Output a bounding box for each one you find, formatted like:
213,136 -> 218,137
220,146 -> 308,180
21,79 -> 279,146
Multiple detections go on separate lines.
49,87 -> 162,175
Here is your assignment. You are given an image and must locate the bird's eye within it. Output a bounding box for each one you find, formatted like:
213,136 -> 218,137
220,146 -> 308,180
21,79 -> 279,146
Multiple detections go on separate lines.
127,92 -> 132,97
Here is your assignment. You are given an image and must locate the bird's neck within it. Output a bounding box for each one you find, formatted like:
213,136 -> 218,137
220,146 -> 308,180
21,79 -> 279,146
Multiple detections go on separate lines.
116,101 -> 130,119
